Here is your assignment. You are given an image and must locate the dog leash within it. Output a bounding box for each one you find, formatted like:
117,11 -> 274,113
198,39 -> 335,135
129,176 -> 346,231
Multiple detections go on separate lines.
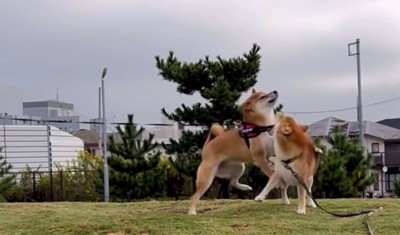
281,160 -> 380,235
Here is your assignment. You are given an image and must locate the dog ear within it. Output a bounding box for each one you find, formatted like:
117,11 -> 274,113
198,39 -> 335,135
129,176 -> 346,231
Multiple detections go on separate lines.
252,88 -> 256,94
301,125 -> 309,132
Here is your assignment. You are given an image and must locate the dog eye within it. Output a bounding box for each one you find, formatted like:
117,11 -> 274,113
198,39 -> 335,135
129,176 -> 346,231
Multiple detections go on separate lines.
259,95 -> 268,100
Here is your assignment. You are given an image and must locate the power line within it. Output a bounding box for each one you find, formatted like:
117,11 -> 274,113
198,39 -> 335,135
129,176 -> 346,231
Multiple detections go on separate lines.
2,95 -> 400,125
286,95 -> 400,115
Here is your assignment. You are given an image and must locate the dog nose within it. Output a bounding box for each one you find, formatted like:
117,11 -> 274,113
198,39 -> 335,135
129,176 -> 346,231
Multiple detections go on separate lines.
272,90 -> 278,95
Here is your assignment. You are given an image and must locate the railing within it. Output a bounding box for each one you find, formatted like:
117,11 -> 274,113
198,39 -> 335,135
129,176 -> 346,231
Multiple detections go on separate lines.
7,170 -> 102,202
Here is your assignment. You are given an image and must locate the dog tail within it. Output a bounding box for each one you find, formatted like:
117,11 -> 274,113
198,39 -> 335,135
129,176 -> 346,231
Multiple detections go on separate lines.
203,124 -> 225,148
313,147 -> 323,174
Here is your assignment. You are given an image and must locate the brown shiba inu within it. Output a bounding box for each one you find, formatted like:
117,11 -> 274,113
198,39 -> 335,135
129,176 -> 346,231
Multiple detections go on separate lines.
254,113 -> 321,214
188,89 -> 284,215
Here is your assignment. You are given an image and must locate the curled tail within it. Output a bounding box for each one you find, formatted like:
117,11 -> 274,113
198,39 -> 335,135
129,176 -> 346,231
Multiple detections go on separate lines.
313,147 -> 323,174
203,124 -> 225,148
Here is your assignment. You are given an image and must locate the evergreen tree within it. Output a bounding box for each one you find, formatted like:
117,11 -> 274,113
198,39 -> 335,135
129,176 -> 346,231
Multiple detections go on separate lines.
0,148 -> 16,201
314,127 -> 375,198
155,44 -> 262,197
394,180 -> 400,197
107,114 -> 166,200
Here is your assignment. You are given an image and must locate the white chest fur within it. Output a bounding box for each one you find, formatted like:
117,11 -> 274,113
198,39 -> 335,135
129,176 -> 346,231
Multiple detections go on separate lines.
273,146 -> 301,186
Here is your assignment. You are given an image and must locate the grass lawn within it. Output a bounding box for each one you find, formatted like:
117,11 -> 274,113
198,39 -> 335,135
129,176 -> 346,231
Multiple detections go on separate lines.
0,198 -> 398,235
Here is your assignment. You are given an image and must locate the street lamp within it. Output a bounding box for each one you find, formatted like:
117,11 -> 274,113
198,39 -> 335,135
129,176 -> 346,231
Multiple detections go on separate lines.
101,67 -> 110,202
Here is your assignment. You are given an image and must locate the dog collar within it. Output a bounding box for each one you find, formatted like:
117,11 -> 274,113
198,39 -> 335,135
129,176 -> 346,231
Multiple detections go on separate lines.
239,122 -> 275,149
281,152 -> 304,166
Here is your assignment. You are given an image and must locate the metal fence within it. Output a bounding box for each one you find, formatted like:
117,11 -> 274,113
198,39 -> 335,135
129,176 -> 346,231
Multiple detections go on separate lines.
7,170 -> 102,202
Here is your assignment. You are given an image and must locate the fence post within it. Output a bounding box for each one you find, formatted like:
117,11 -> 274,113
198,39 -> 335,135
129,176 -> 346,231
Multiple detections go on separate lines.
60,170 -> 64,201
32,172 -> 36,201
50,170 -> 54,201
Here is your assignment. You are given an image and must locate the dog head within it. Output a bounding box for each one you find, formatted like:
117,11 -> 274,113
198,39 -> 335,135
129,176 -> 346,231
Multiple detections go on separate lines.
275,114 -> 308,138
240,88 -> 278,125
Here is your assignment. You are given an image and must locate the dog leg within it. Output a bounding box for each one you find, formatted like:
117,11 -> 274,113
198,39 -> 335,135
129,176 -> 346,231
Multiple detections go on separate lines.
280,181 -> 290,205
296,184 -> 307,215
306,177 -> 317,208
254,173 -> 280,201
188,161 -> 218,215
254,157 -> 274,178
229,163 -> 252,191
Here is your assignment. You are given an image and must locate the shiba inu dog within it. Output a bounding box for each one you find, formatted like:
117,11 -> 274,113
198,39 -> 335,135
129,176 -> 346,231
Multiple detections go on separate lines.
188,89 -> 283,215
254,113 -> 321,214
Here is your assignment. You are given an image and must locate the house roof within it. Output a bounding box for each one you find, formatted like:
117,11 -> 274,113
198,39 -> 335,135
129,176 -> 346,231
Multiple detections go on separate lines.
72,129 -> 99,145
72,129 -> 124,145
378,118 -> 400,130
308,116 -> 400,140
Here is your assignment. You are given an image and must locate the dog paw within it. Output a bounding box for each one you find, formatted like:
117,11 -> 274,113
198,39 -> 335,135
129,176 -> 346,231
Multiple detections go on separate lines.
296,209 -> 306,215
282,198 -> 291,205
254,195 -> 265,202
188,210 -> 197,215
308,202 -> 317,208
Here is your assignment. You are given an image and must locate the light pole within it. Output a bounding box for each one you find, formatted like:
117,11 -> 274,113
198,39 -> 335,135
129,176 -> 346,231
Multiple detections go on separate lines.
101,67 -> 110,202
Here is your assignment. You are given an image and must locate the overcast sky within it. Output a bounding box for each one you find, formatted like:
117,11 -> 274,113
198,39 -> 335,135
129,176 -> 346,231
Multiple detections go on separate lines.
1,0 -> 400,127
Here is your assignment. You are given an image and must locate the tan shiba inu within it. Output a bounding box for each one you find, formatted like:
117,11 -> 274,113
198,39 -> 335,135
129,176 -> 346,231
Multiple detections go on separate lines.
255,113 -> 321,214
188,89 -> 285,215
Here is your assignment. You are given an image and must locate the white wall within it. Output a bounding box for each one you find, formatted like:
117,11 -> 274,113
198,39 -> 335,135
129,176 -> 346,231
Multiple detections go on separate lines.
364,136 -> 385,154
0,125 -> 84,172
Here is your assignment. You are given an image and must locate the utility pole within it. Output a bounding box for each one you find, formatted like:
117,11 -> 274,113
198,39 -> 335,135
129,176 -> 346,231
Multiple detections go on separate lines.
348,39 -> 364,147
101,67 -> 110,202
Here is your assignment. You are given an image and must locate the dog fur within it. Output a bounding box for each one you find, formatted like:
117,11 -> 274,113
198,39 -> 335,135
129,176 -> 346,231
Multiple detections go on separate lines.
254,113 -> 320,214
188,89 -> 282,215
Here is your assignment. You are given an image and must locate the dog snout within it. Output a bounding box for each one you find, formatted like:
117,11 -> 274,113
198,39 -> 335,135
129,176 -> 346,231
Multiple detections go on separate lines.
268,90 -> 278,99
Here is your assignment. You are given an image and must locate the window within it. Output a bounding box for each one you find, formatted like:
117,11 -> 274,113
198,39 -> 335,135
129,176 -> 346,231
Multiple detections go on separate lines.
371,143 -> 379,153
386,173 -> 400,191
372,173 -> 379,191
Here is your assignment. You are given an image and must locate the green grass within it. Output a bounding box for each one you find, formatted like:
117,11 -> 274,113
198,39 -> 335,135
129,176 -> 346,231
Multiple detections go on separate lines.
0,198 -> 398,235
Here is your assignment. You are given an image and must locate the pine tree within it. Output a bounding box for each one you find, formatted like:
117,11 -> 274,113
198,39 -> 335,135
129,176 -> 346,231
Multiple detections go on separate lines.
107,114 -> 166,200
0,148 -> 16,201
155,44 -> 262,197
314,127 -> 375,198
394,180 -> 400,197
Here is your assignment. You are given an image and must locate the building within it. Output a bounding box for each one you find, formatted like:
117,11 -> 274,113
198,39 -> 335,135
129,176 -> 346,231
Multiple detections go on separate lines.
22,100 -> 83,132
377,118 -> 400,194
71,129 -> 102,155
141,116 -> 182,152
308,116 -> 400,197
378,118 -> 400,130
0,125 -> 84,173
0,113 -> 42,125
72,117 -> 183,157
89,117 -> 102,133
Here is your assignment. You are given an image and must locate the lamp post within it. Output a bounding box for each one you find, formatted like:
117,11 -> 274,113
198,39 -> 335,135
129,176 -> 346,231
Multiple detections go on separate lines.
101,67 -> 110,202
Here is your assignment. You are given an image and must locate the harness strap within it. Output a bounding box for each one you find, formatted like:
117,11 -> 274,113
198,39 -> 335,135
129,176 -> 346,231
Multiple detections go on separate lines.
239,123 -> 274,149
281,152 -> 304,165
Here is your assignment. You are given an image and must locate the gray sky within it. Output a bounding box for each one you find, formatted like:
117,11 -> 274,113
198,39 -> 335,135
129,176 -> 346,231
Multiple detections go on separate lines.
2,0 -> 400,127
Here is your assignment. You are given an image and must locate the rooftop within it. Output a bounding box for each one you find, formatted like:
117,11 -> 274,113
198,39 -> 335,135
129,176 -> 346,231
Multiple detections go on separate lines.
308,116 -> 400,140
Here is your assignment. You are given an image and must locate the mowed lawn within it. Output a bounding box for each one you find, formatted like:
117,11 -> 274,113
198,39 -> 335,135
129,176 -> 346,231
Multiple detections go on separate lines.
0,198 -> 398,235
